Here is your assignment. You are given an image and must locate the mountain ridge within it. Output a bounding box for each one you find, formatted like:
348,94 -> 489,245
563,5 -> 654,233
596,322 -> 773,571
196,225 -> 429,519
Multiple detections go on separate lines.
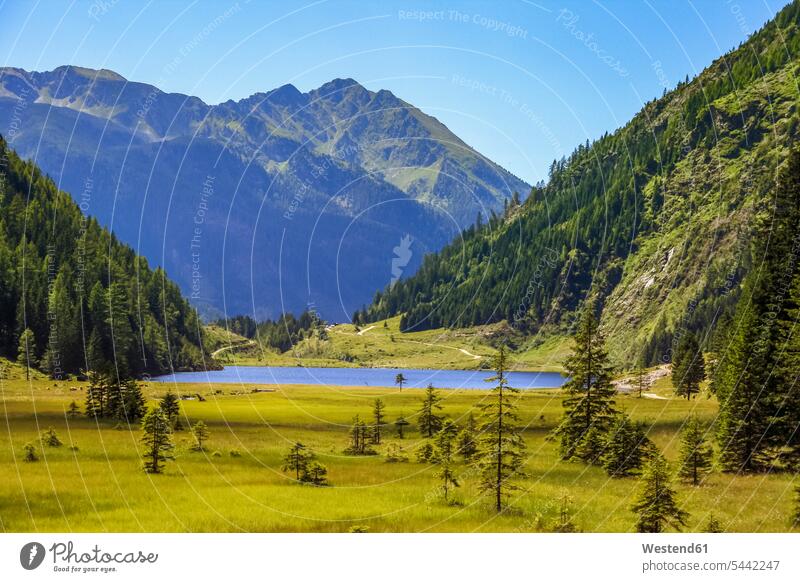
0,66 -> 529,320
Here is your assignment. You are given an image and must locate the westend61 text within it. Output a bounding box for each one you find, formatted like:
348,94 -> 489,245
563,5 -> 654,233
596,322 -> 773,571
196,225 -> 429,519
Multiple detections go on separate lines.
642,543 -> 708,554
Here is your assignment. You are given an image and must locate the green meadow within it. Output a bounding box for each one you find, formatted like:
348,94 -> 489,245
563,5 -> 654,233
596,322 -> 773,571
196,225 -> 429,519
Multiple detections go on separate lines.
0,365 -> 796,533
211,315 -> 571,372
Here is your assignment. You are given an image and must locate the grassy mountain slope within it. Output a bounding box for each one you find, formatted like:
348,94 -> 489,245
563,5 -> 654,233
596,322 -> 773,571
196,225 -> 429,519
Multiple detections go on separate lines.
360,1 -> 800,366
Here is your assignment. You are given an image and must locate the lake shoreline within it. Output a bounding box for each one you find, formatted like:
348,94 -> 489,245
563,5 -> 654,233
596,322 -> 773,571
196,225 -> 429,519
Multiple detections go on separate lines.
152,364 -> 567,390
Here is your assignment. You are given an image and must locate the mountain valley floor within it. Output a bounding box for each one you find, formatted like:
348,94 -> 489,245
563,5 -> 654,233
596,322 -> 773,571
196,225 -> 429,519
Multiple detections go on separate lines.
0,365 -> 795,533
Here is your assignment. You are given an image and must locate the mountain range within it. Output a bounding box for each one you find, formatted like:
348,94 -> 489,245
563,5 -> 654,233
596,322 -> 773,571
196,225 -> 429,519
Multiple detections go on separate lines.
0,67 -> 528,321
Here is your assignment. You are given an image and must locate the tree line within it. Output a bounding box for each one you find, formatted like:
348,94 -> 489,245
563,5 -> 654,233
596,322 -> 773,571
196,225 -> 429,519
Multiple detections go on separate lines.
212,310 -> 325,353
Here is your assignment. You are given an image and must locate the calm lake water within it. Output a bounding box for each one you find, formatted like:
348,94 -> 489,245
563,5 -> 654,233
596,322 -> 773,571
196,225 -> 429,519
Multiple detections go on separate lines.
152,365 -> 566,390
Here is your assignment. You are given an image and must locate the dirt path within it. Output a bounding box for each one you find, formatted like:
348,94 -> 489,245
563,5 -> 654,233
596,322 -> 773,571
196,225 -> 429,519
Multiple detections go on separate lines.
211,339 -> 255,358
357,325 -> 377,336
457,347 -> 482,360
642,393 -> 668,400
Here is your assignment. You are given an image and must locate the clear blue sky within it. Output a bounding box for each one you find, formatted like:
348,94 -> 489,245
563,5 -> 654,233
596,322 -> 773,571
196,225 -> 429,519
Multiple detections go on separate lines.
0,0 -> 783,184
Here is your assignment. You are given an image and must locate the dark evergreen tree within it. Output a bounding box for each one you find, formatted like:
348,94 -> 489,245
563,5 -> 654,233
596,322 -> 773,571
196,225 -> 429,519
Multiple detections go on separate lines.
302,461 -> 329,486
602,414 -> 653,477
456,412 -> 479,462
40,426 -> 62,447
417,384 -> 444,437
191,420 -> 210,451
23,442 -> 38,462
635,362 -> 646,398
475,347 -> 527,512
703,514 -> 724,533
716,148 -> 800,472
672,333 -> 705,399
141,406 -> 174,474
84,370 -> 110,418
160,391 -> 181,429
554,308 -> 617,461
17,328 -> 36,381
116,379 -> 145,423
371,398 -> 386,444
415,442 -> 435,463
345,415 -> 375,455
677,416 -> 713,485
395,373 -> 407,391
433,419 -> 460,501
574,425 -> 606,466
631,455 -> 688,533
282,442 -> 311,480
67,400 -> 80,418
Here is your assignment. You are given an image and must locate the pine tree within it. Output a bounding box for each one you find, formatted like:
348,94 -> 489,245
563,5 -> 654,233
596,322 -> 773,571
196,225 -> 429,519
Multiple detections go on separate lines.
631,455 -> 688,533
385,443 -> 409,463
554,308 -> 617,461
456,412 -> 479,462
17,328 -> 36,381
415,442 -> 435,463
23,442 -> 38,462
191,420 -> 210,451
106,280 -> 134,377
302,461 -> 329,486
395,373 -> 407,391
678,416 -> 713,485
602,414 -> 653,477
792,484 -> 800,528
433,419 -> 460,501
116,378 -> 145,423
636,362 -> 646,398
552,492 -> 579,533
141,406 -> 174,474
371,398 -> 386,444
345,415 -> 375,455
574,425 -> 606,466
703,514 -> 724,533
67,400 -> 80,418
160,390 -> 181,428
282,442 -> 311,480
716,148 -> 800,472
672,333 -> 705,399
85,370 -> 110,418
41,426 -> 62,447
85,327 -> 105,372
475,347 -> 527,512
417,384 -> 444,437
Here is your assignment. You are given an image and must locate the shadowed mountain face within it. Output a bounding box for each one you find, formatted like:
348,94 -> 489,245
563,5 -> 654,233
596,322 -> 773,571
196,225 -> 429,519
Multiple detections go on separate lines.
0,66 -> 528,321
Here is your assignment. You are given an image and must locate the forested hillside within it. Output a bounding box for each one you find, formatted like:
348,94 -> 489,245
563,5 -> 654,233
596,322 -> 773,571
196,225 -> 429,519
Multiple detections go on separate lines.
358,1 -> 800,366
0,136 -> 213,378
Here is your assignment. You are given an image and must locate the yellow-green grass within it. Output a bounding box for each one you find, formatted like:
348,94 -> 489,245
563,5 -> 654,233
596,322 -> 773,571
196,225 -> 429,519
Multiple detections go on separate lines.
216,316 -> 566,372
1,371 -> 796,533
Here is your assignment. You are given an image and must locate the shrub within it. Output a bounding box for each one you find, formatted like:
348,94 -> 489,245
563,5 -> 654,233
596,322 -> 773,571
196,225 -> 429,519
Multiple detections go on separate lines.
23,442 -> 38,462
41,426 -> 62,447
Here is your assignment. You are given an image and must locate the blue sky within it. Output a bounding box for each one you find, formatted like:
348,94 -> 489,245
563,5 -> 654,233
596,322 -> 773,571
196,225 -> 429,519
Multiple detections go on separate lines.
0,0 -> 783,184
